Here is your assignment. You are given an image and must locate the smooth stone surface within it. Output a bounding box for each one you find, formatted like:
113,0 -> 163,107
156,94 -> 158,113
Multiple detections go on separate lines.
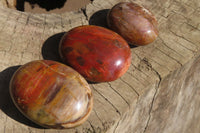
1,0 -> 200,132
9,60 -> 93,129
59,25 -> 131,82
107,2 -> 158,46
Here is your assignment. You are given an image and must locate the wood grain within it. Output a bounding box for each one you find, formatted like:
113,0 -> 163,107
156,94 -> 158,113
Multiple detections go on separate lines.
0,0 -> 200,132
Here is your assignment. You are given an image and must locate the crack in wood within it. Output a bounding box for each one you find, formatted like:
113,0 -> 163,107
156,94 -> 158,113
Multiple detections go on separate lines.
168,28 -> 198,49
113,119 -> 120,133
148,56 -> 171,72
176,39 -> 197,53
140,56 -> 162,133
126,70 -> 149,87
133,52 -> 163,133
91,85 -> 121,116
93,109 -> 103,124
107,82 -> 131,108
6,14 -> 22,43
160,12 -> 171,19
0,12 -> 13,33
155,46 -> 183,67
81,7 -> 88,21
130,62 -> 150,78
130,60 -> 153,84
4,0 -> 9,8
143,76 -> 161,133
185,22 -> 200,32
158,36 -> 185,58
135,52 -> 171,74
28,127 -> 32,133
87,120 -> 95,132
25,14 -> 30,25
170,10 -> 189,22
60,14 -> 64,31
142,57 -> 162,82
119,78 -> 140,97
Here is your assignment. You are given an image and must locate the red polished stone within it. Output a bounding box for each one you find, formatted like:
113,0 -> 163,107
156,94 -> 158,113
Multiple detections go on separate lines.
59,25 -> 131,82
9,60 -> 93,129
107,2 -> 158,46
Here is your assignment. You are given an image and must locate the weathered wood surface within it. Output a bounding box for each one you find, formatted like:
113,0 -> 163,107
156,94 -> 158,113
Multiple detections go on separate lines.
0,0 -> 200,132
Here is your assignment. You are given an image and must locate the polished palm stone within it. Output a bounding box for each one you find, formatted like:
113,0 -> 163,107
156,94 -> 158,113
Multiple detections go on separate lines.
9,60 -> 93,129
59,25 -> 131,82
107,2 -> 158,46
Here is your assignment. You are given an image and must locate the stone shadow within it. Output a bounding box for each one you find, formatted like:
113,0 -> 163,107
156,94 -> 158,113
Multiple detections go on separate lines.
42,32 -> 65,63
89,9 -> 138,48
89,9 -> 110,28
0,66 -> 44,129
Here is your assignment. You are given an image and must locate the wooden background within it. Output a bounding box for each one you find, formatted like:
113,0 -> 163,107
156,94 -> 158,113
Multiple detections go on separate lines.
0,0 -> 200,132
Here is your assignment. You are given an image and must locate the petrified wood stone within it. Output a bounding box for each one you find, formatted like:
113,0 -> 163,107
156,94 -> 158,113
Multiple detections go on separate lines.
0,0 -> 200,133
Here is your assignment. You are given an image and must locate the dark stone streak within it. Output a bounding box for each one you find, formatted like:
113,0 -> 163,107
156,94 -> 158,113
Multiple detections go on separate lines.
96,59 -> 103,65
36,67 -> 43,72
44,83 -> 62,105
114,40 -> 123,48
90,67 -> 100,76
76,56 -> 85,66
64,47 -> 73,54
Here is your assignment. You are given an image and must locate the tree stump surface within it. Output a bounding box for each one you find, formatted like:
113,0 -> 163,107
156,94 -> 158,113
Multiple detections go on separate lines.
0,0 -> 200,133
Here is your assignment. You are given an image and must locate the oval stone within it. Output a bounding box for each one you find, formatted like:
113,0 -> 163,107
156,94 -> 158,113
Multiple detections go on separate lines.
9,60 -> 93,129
59,25 -> 131,82
107,2 -> 158,46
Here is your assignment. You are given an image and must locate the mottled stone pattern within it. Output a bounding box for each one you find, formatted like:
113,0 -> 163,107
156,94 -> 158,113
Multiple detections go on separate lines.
59,25 -> 131,82
10,60 -> 93,129
0,0 -> 199,132
107,2 -> 158,46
